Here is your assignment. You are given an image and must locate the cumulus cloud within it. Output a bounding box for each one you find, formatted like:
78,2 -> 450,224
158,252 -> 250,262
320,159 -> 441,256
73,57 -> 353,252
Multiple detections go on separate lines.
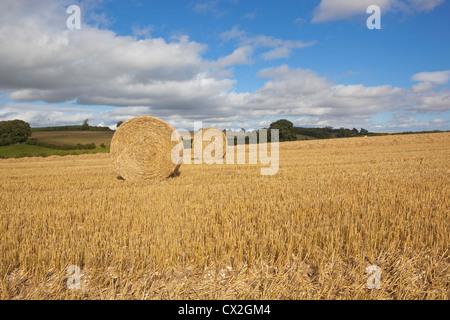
313,0 -> 391,23
408,71 -> 450,112
0,103 -> 98,127
412,70 -> 450,85
412,81 -> 438,93
220,27 -> 316,61
220,26 -> 246,41
386,112 -> 449,130
0,0 -> 240,118
223,65 -> 405,123
408,89 -> 450,112
312,0 -> 444,22
210,46 -> 254,68
0,0 -> 448,132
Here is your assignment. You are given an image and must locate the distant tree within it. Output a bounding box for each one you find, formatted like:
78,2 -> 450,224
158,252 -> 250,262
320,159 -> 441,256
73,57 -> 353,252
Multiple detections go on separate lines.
337,128 -> 353,138
352,128 -> 359,136
0,120 -> 32,145
294,127 -> 334,139
81,119 -> 89,131
360,128 -> 369,135
269,119 -> 297,142
117,121 -> 124,128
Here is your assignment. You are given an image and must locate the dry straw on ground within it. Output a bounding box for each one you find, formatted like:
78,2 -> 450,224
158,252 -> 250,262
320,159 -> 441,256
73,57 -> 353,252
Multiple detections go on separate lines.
0,132 -> 448,299
110,116 -> 182,182
193,127 -> 227,160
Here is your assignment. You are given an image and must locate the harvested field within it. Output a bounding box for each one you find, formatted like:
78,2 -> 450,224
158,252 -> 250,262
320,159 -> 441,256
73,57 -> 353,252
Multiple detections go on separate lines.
0,133 -> 448,299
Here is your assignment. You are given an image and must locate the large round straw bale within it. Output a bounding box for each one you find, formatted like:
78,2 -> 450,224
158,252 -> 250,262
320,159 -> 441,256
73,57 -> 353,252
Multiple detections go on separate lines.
193,127 -> 227,160
110,116 -> 183,182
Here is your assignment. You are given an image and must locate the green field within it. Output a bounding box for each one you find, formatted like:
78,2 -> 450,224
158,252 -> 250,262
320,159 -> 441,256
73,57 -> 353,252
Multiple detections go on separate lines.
0,131 -> 113,159
0,144 -> 109,159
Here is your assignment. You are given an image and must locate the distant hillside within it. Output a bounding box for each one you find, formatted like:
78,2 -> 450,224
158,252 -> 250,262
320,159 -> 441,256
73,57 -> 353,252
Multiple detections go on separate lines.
294,127 -> 448,140
32,125 -> 112,132
31,131 -> 114,146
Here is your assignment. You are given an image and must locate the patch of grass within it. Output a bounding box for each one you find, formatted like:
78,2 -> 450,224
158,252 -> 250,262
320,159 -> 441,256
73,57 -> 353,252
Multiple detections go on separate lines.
0,143 -> 109,159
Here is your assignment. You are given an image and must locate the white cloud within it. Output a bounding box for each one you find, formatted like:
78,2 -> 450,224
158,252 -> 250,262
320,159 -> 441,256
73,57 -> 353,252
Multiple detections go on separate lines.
431,118 -> 448,124
132,25 -> 153,39
408,70 -> 450,112
0,0 -> 448,132
0,0 -> 241,117
192,0 -> 222,14
387,112 -> 449,130
412,70 -> 450,85
211,46 -> 254,68
220,27 -> 316,61
245,35 -> 316,52
393,0 -> 446,13
313,0 -> 391,23
261,47 -> 292,60
220,26 -> 246,41
232,65 -> 405,121
294,116 -> 372,129
412,81 -> 438,93
408,89 -> 450,112
256,65 -> 331,94
312,0 -> 444,23
0,103 -> 97,127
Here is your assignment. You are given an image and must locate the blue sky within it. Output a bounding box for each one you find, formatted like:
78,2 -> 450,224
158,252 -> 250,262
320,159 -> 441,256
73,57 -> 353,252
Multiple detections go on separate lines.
0,0 -> 449,131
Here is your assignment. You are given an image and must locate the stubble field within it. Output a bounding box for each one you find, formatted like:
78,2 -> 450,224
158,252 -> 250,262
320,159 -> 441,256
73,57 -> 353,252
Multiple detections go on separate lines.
0,133 -> 448,299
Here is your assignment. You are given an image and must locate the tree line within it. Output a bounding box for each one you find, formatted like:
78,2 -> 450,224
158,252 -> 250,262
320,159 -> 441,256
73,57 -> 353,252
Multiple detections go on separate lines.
227,120 -> 372,144
5,118 -> 443,149
32,119 -> 111,132
0,119 -> 106,147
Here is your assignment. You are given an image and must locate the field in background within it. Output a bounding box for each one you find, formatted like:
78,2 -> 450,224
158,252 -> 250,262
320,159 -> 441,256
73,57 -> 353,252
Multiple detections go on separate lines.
0,144 -> 108,159
31,131 -> 115,146
0,133 -> 448,299
0,131 -> 114,159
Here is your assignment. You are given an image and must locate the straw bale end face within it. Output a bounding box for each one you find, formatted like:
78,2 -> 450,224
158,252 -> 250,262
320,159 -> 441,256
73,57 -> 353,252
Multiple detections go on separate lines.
110,116 -> 183,182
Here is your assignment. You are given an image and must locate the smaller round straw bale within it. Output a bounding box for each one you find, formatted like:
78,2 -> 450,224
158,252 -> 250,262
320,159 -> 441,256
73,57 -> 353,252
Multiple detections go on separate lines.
193,127 -> 227,160
110,116 -> 183,182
